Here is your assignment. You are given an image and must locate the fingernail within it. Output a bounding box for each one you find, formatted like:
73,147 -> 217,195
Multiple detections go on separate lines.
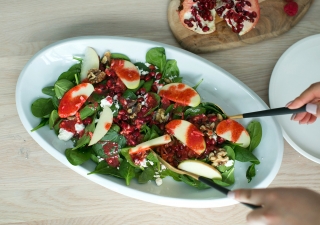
291,114 -> 296,120
306,103 -> 318,115
227,191 -> 235,199
286,101 -> 293,107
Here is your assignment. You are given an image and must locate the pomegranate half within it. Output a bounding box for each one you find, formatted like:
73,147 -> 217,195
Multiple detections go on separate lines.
178,0 -> 260,36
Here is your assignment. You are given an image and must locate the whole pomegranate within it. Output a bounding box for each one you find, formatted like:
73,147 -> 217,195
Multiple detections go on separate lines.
178,0 -> 260,35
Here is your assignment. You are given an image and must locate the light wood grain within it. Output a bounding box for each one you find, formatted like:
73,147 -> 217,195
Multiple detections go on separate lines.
168,0 -> 314,53
1,1 -> 320,225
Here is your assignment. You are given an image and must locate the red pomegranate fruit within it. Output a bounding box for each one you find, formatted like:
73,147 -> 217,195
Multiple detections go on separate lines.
178,0 -> 260,36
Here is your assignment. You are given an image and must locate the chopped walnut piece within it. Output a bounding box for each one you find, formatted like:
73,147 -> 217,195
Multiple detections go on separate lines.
154,108 -> 169,123
87,69 -> 106,84
101,51 -> 111,66
209,150 -> 229,167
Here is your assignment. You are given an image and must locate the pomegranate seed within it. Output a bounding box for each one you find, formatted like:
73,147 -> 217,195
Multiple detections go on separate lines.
148,65 -> 155,70
245,1 -> 251,6
118,109 -> 126,115
202,26 -> 210,32
82,117 -> 93,125
144,74 -> 152,81
137,97 -> 144,103
155,73 -> 162,80
139,87 -> 146,95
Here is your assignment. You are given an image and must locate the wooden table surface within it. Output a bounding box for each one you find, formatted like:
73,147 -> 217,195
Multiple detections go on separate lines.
1,1 -> 320,224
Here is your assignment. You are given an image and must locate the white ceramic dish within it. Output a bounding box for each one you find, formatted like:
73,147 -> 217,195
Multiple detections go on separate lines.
16,36 -> 283,208
269,34 -> 320,164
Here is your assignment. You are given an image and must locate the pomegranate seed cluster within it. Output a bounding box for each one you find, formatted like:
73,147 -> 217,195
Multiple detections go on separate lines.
216,0 -> 258,33
179,0 -> 260,35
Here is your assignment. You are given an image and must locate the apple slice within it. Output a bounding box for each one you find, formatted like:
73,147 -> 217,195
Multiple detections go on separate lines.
111,59 -> 140,89
58,83 -> 94,118
178,160 -> 222,179
158,83 -> 200,107
165,120 -> 205,155
129,134 -> 171,155
88,106 -> 113,146
80,47 -> 100,81
216,119 -> 250,148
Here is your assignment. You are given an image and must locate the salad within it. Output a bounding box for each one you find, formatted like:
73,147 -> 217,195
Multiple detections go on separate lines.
31,46 -> 262,189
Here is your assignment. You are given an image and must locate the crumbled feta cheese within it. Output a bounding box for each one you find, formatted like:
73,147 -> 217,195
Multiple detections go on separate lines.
148,161 -> 154,166
75,123 -> 85,133
225,160 -> 234,167
145,62 -> 151,67
58,128 -> 74,141
155,177 -> 163,186
141,71 -> 149,75
100,96 -> 113,108
139,158 -> 147,167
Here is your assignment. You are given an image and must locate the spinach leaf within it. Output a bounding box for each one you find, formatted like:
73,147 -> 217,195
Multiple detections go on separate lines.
214,167 -> 235,187
119,159 -> 136,185
65,147 -> 92,166
100,130 -> 127,148
31,98 -> 55,118
73,119 -> 95,150
163,59 -> 179,80
52,96 -> 60,109
184,106 -> 206,118
233,145 -> 260,164
201,102 -> 226,118
122,90 -> 137,100
134,62 -> 150,72
42,86 -> 55,97
224,145 -> 235,160
180,175 -> 210,189
141,124 -> 160,141
79,104 -> 98,120
160,169 -> 180,181
58,63 -> 81,81
142,79 -> 154,92
88,160 -> 121,177
246,163 -> 256,183
54,79 -> 74,99
137,166 -> 155,184
192,79 -> 203,90
146,47 -> 166,73
49,110 -> 59,129
111,53 -> 130,61
31,118 -> 49,131
247,121 -> 262,152
120,147 -> 140,168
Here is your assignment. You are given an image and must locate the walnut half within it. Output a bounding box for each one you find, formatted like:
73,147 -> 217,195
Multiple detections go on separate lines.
87,69 -> 106,84
209,150 -> 229,167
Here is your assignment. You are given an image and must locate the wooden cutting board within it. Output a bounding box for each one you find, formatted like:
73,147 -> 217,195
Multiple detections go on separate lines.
168,0 -> 314,53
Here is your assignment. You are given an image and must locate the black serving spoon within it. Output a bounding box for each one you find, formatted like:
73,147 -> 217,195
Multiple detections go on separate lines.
150,150 -> 261,210
228,104 -> 311,119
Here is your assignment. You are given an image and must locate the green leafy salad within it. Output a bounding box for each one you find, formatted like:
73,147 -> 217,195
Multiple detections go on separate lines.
31,46 -> 262,189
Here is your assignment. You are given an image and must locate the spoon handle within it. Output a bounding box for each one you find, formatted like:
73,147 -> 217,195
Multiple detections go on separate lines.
229,104 -> 309,119
198,176 -> 261,210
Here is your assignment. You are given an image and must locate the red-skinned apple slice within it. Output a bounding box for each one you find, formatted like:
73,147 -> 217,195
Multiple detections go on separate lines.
80,47 -> 100,81
88,106 -> 113,146
158,83 -> 200,107
216,119 -> 250,148
165,119 -> 205,155
178,160 -> 222,180
111,59 -> 140,89
58,83 -> 94,118
129,134 -> 171,155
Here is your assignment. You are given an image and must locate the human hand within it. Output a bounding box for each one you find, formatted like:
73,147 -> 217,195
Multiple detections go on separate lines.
286,82 -> 320,124
228,187 -> 320,225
